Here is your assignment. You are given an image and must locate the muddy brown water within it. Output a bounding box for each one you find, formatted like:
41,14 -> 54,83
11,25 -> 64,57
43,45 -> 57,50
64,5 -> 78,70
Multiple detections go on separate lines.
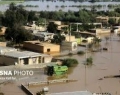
1,33 -> 120,95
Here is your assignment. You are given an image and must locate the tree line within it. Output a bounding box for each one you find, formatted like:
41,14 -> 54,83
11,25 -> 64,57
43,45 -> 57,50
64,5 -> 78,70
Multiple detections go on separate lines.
0,3 -> 120,45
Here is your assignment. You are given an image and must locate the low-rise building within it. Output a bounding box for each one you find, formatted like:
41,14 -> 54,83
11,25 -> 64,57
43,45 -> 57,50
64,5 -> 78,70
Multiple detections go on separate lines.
89,28 -> 110,35
0,46 -> 17,54
23,40 -> 60,55
0,50 -> 52,66
61,41 -> 77,51
33,32 -> 54,41
96,16 -> 120,24
0,26 -> 7,36
0,42 -> 7,47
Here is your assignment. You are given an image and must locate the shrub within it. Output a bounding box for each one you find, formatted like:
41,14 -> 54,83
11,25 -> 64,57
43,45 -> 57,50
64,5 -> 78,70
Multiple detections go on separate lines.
68,53 -> 73,56
86,57 -> 93,65
77,51 -> 85,55
62,58 -> 78,67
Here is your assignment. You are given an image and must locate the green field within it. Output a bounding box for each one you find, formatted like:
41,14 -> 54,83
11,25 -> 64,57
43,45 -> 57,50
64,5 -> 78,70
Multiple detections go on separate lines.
0,0 -> 24,5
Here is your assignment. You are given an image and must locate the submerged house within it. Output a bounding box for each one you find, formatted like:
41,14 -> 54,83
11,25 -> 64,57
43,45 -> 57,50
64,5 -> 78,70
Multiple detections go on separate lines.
23,40 -> 60,55
0,46 -> 52,66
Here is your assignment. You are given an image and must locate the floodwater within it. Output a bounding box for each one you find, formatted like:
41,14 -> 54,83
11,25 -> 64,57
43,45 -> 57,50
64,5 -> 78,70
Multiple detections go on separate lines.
29,33 -> 120,95
1,33 -> 120,95
0,1 -> 120,12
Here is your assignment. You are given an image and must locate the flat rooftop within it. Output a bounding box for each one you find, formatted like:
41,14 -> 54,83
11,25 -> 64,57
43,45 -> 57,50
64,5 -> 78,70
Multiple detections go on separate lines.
34,32 -> 54,36
3,51 -> 50,58
0,46 -> 17,50
24,40 -> 59,47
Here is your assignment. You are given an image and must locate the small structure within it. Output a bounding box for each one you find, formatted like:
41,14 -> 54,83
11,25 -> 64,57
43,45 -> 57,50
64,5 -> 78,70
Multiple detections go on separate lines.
61,41 -> 77,51
96,16 -> 120,24
0,50 -> 52,66
49,20 -> 68,31
0,26 -> 7,36
111,26 -> 120,34
0,42 -> 7,47
33,32 -> 54,41
89,28 -> 110,35
65,35 -> 76,42
0,46 -> 17,54
79,32 -> 95,45
23,40 -> 60,55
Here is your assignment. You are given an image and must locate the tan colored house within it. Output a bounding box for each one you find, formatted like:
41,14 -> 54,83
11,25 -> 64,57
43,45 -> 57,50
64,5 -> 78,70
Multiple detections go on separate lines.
0,26 -> 7,36
96,16 -> 120,24
89,28 -> 110,35
61,41 -> 78,51
65,35 -> 76,42
23,40 -> 60,54
49,21 -> 68,31
0,42 -> 7,47
0,46 -> 17,54
0,50 -> 52,66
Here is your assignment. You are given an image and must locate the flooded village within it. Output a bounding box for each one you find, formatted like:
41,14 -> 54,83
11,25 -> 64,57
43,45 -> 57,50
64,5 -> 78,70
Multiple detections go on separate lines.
0,0 -> 120,95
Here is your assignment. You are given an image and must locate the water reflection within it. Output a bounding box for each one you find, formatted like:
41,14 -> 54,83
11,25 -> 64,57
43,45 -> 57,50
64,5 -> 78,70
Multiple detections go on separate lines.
0,1 -> 120,12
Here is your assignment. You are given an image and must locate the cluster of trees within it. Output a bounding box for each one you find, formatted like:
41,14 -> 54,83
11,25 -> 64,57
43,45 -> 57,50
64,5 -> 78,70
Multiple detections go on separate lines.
0,3 -> 120,45
0,3 -> 39,44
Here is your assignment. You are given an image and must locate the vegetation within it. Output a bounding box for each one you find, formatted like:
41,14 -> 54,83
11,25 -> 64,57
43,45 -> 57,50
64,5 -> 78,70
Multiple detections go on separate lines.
85,56 -> 93,65
51,34 -> 65,45
47,22 -> 58,33
62,58 -> 78,67
0,2 -> 120,45
68,52 -> 73,56
77,50 -> 85,55
5,25 -> 33,44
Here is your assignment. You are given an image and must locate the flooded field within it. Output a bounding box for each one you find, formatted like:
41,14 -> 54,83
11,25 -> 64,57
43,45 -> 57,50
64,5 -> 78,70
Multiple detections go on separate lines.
1,33 -> 120,95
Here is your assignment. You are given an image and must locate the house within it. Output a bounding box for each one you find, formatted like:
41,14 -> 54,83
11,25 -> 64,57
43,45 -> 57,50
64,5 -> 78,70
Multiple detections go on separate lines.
23,40 -> 60,55
0,42 -> 7,47
0,26 -> 7,36
96,16 -> 120,25
111,26 -> 120,34
96,16 -> 109,24
65,35 -> 76,42
33,32 -> 54,41
49,21 -> 68,31
89,28 -> 110,35
0,46 -> 17,54
0,50 -> 52,66
61,41 -> 77,51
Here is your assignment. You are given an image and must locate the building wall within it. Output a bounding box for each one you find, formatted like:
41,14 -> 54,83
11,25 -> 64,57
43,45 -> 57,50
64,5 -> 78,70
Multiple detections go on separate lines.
61,41 -> 77,51
44,56 -> 53,63
27,57 -> 39,65
0,56 -> 19,65
23,42 -> 44,53
43,45 -> 60,54
0,27 -> 6,36
23,42 -> 60,54
0,42 -> 6,47
65,36 -> 76,42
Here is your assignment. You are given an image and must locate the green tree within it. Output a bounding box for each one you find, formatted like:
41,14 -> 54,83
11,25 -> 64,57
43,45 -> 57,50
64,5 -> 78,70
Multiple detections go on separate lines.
86,56 -> 93,65
28,11 -> 38,22
108,18 -> 116,25
62,58 -> 78,67
47,22 -> 58,33
5,24 -> 33,44
3,3 -> 29,27
51,34 -> 65,45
